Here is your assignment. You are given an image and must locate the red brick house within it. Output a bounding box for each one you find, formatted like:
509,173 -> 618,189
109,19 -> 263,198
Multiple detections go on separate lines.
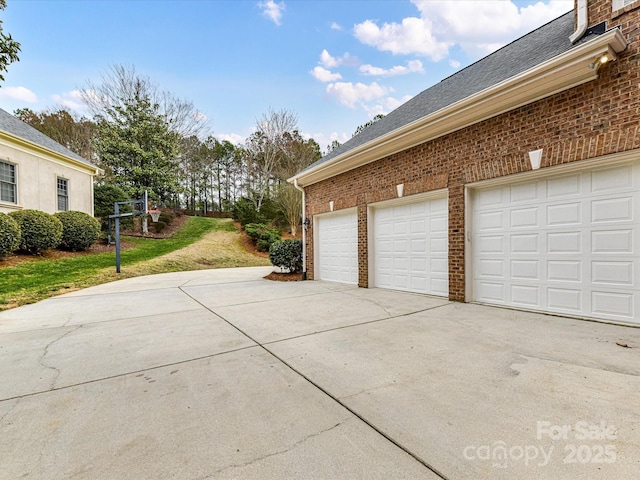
291,0 -> 640,325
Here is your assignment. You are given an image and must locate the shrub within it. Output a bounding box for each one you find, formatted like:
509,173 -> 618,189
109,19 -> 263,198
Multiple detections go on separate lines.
232,197 -> 265,226
9,209 -> 63,254
0,212 -> 20,256
269,239 -> 303,273
244,223 -> 281,252
153,221 -> 167,233
54,211 -> 101,251
158,211 -> 174,225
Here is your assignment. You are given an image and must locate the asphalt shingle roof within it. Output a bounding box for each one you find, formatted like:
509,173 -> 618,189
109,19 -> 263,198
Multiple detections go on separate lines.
303,10 -> 576,174
0,107 -> 98,169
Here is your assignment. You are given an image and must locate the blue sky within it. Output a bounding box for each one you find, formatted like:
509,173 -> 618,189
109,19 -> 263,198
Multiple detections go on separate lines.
1,0 -> 573,152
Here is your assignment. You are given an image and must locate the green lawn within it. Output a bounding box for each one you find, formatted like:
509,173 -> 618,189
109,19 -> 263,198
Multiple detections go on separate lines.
0,216 -> 246,310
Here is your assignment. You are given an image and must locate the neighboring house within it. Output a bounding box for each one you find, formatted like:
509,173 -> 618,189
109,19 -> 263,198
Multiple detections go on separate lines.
291,0 -> 640,325
0,107 -> 101,216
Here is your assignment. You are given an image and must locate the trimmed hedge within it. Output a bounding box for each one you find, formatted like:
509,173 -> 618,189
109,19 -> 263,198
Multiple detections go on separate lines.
54,211 -> 101,251
9,209 -> 63,254
245,223 -> 281,252
269,239 -> 303,273
0,212 -> 20,257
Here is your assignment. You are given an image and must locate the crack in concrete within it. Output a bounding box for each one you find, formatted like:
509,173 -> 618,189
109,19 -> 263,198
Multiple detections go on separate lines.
199,421 -> 346,479
0,397 -> 21,426
38,325 -> 82,390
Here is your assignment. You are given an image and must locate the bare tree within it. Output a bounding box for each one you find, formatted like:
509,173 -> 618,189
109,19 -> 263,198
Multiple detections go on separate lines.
244,108 -> 298,212
81,64 -> 209,138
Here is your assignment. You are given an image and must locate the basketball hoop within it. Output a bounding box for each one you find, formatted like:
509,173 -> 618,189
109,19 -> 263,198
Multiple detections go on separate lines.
149,210 -> 161,222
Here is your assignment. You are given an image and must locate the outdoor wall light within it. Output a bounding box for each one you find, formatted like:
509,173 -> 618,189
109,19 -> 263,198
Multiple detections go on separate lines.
303,217 -> 311,230
589,47 -> 617,70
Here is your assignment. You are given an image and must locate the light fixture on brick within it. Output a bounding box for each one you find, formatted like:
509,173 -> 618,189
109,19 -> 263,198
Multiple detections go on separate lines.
396,184 -> 404,198
329,200 -> 334,212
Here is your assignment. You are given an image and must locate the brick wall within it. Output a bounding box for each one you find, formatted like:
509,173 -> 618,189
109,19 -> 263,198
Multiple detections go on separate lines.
305,3 -> 640,301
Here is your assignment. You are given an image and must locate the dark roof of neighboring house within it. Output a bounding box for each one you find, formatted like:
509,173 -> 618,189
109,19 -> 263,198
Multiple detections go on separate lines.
303,10 -> 577,174
0,107 -> 98,170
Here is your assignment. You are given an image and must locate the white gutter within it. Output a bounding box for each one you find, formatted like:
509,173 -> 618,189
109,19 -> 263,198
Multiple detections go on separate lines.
570,0 -> 588,44
293,178 -> 307,280
291,28 -> 627,188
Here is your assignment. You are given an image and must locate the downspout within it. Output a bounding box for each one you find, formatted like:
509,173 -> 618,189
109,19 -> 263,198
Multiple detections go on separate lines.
569,0 -> 588,43
293,178 -> 307,280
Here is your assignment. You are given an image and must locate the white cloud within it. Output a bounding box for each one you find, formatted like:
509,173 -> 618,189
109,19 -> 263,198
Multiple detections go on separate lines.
326,81 -> 392,109
216,132 -> 245,145
319,49 -> 358,68
360,59 -> 424,77
258,0 -> 285,26
51,90 -> 87,111
354,0 -> 572,60
310,66 -> 342,82
449,59 -> 461,69
0,86 -> 38,103
330,22 -> 342,31
364,94 -> 413,117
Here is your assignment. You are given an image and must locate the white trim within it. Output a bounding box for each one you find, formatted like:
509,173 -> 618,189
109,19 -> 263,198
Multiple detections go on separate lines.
367,188 -> 448,209
291,29 -> 627,187
466,149 -> 640,190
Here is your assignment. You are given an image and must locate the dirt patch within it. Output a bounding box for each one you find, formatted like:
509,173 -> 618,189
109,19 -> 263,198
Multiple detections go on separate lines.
264,271 -> 303,282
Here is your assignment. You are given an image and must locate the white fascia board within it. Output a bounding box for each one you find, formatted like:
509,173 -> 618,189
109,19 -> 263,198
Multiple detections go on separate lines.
292,28 -> 627,187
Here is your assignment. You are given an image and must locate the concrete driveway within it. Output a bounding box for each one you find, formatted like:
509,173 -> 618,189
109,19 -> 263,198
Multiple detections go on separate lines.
1,266 -> 638,479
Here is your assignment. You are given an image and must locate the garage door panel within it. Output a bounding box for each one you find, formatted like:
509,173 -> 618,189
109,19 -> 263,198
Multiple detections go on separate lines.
592,164 -> 633,192
511,285 -> 539,306
511,260 -> 538,280
591,229 -> 633,253
472,161 -> 640,324
547,260 -> 581,282
548,174 -> 581,198
592,291 -> 633,317
373,196 -> 448,296
547,203 -> 581,225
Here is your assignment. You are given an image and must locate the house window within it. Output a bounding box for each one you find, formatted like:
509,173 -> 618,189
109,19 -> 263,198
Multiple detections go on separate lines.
0,160 -> 17,204
57,177 -> 69,211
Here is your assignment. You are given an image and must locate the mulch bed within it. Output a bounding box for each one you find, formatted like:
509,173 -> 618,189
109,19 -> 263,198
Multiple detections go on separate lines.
264,271 -> 303,282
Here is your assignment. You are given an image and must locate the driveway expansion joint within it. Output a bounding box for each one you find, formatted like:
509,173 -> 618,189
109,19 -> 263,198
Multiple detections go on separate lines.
180,287 -> 449,480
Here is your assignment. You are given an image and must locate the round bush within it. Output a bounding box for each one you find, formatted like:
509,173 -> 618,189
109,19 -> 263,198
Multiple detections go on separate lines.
0,212 -> 20,256
269,239 -> 303,273
54,211 -> 101,251
9,209 -> 63,254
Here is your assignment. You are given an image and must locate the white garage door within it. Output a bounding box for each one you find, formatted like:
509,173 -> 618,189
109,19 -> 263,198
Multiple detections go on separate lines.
373,196 -> 448,296
472,162 -> 640,324
316,210 -> 358,284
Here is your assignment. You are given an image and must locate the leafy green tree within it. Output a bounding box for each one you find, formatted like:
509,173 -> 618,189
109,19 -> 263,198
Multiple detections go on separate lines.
0,0 -> 20,84
94,95 -> 180,203
14,108 -> 96,161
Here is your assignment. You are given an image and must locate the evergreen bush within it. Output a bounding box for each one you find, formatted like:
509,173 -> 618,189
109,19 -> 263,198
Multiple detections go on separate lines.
54,211 -> 101,251
9,209 -> 63,254
0,212 -> 20,256
269,239 -> 303,273
244,223 -> 281,252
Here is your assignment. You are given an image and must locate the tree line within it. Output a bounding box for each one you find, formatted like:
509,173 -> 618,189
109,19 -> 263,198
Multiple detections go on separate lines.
17,65 -> 321,234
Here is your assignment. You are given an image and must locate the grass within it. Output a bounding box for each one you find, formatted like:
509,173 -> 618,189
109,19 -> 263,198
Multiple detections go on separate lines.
0,217 -> 270,310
